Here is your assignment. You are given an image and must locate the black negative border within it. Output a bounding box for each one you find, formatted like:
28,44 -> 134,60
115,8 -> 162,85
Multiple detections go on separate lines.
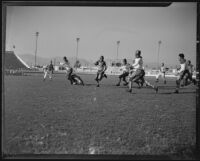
1,0 -> 200,160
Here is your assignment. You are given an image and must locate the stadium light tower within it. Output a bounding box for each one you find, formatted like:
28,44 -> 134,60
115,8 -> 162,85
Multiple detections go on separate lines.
157,40 -> 162,70
76,38 -> 80,62
117,41 -> 120,62
35,32 -> 39,67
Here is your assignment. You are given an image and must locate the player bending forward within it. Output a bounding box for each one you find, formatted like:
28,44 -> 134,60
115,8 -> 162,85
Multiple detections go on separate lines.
174,53 -> 196,93
116,58 -> 130,86
127,50 -> 158,93
63,56 -> 76,85
43,60 -> 54,81
94,56 -> 107,87
184,60 -> 196,86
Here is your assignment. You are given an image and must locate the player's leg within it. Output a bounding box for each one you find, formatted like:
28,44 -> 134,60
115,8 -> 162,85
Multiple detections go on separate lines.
174,73 -> 183,93
104,72 -> 107,78
95,72 -> 100,87
163,73 -> 166,84
156,72 -> 161,82
43,70 -> 48,81
187,72 -> 196,85
68,69 -> 74,85
49,71 -> 52,80
122,72 -> 129,86
143,79 -> 158,93
127,71 -> 137,92
116,74 -> 123,86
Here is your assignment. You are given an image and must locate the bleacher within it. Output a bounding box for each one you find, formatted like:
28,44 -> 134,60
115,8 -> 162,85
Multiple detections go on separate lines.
4,51 -> 28,70
4,51 -> 30,76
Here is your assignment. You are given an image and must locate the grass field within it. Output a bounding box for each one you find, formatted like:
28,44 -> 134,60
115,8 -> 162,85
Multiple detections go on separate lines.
3,73 -> 197,158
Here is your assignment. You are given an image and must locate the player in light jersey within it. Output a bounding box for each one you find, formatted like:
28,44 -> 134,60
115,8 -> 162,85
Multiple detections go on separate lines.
116,58 -> 130,86
94,56 -> 107,87
43,60 -> 54,81
63,56 -> 76,85
127,50 -> 158,93
155,63 -> 167,84
174,53 -> 193,93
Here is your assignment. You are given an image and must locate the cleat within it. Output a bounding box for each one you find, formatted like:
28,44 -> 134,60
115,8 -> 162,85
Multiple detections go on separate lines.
123,82 -> 128,86
116,83 -> 120,86
96,84 -> 100,87
127,89 -> 132,93
174,89 -> 179,94
104,74 -> 107,78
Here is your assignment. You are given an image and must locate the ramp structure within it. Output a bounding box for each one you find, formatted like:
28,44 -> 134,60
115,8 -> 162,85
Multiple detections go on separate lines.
4,51 -> 30,70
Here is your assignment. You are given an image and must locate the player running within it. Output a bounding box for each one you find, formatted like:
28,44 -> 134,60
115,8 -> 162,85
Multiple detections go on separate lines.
127,50 -> 158,93
174,53 -> 196,93
94,56 -> 107,87
116,58 -> 130,86
155,62 -> 167,84
43,60 -> 54,81
63,56 -> 76,85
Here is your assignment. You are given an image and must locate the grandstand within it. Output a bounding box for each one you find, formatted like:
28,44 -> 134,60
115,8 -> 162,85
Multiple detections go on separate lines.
4,51 -> 30,70
4,51 -> 31,75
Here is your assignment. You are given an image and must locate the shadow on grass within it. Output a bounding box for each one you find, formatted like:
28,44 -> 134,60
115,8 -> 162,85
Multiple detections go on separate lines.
158,91 -> 196,94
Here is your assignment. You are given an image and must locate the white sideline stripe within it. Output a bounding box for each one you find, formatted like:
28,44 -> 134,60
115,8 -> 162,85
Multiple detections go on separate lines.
14,53 -> 30,69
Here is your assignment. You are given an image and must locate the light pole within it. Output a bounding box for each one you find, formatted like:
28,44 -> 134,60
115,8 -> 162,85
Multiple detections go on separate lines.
35,32 -> 39,67
117,41 -> 120,62
157,40 -> 162,70
76,38 -> 80,62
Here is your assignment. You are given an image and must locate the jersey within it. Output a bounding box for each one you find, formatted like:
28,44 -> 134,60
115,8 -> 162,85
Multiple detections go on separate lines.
48,64 -> 54,71
160,66 -> 166,73
95,60 -> 107,72
132,57 -> 143,70
63,62 -> 73,73
178,59 -> 187,74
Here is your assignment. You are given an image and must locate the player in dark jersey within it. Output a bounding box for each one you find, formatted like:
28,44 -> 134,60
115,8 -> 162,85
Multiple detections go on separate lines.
183,60 -> 196,86
94,56 -> 107,87
63,56 -> 76,84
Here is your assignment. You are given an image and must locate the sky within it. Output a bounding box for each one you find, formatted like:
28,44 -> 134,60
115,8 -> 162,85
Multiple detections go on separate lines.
6,2 -> 197,67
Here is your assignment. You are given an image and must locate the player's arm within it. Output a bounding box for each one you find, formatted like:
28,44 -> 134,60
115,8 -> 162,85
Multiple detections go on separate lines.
94,61 -> 99,66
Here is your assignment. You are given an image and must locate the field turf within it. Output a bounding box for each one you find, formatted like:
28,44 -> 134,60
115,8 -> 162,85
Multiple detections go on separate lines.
3,73 -> 196,158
